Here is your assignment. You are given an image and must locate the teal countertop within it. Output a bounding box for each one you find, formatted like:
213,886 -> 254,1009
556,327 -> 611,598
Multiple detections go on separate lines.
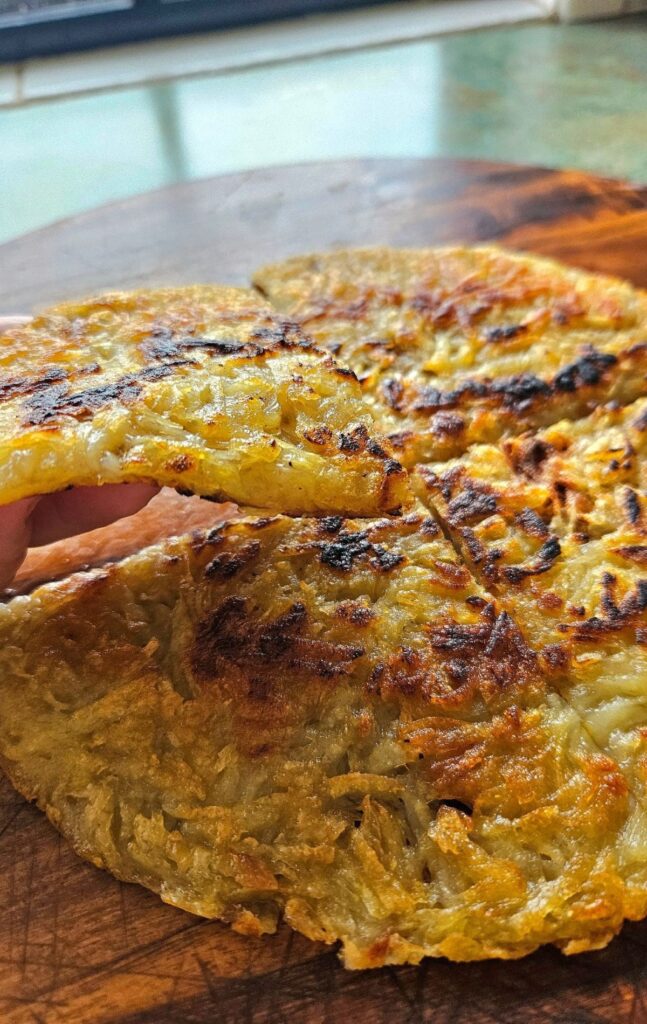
2,15 -> 646,244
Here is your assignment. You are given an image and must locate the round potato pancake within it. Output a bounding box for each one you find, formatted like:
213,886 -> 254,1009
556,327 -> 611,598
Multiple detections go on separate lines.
2,246 -> 647,968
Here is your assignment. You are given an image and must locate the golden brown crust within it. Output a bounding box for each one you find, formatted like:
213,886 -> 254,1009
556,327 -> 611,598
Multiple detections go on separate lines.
415,395 -> 647,813
0,514 -> 646,967
0,286 -> 408,514
254,247 -> 647,464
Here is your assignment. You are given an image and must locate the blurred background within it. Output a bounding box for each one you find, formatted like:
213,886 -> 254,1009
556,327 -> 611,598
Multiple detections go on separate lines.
0,0 -> 646,245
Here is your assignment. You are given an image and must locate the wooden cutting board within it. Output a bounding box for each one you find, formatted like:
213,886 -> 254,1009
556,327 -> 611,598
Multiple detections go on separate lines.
1,158 -> 647,1024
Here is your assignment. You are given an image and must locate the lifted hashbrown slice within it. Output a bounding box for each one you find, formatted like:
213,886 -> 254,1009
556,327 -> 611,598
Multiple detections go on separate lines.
0,514 -> 643,965
0,286 -> 408,515
254,246 -> 647,465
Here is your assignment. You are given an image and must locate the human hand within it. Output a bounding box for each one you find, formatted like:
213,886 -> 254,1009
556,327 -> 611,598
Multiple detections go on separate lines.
0,484 -> 160,590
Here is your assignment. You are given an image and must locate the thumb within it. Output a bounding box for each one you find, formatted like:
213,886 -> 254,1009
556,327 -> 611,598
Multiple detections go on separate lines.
0,497 -> 40,590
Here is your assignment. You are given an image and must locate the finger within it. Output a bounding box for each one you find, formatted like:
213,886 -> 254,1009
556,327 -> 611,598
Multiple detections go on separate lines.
0,497 -> 40,589
29,483 -> 160,547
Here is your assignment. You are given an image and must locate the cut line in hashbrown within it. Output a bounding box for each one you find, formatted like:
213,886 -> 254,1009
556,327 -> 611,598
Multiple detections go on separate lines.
415,394 -> 647,819
254,246 -> 647,465
0,286 -> 408,515
0,513 -> 645,967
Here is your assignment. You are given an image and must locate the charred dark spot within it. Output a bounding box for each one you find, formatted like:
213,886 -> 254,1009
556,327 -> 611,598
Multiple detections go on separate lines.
540,536 -> 561,561
366,438 -> 389,459
401,605 -> 537,696
465,595 -> 488,609
145,329 -> 255,361
447,487 -> 498,526
336,601 -> 376,626
319,531 -> 371,571
414,372 -> 552,415
192,596 -> 363,683
569,605 -> 586,617
461,528 -> 488,566
384,459 -> 404,478
0,366 -> 68,403
257,603 -> 308,658
432,411 -> 465,437
303,426 -> 333,446
483,611 -> 514,656
540,643 -> 570,671
204,541 -> 261,580
338,424 -> 370,453
382,378 -> 405,411
319,516 -> 343,534
366,662 -> 385,694
601,571 -> 620,620
193,595 -> 247,671
553,349 -> 617,393
501,536 -> 561,584
318,529 -> 404,574
614,545 -> 647,565
372,546 -> 405,572
0,361 -> 101,406
250,319 -> 306,348
445,660 -> 469,685
554,481 -> 568,506
412,383 -> 473,413
333,365 -> 357,380
624,487 -> 642,525
484,324 -> 526,343
144,318 -> 308,363
411,386 -> 450,413
23,363 -> 183,426
428,619 -> 492,655
490,373 -> 551,408
420,517 -> 439,537
559,579 -> 647,640
506,436 -> 554,479
201,526 -> 226,546
387,430 -> 414,450
515,508 -> 549,538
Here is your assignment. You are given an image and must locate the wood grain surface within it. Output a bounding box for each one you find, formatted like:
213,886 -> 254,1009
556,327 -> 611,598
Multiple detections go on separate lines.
1,158 -> 647,1024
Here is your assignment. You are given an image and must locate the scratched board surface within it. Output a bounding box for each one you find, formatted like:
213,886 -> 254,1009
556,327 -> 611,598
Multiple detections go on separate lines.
1,158 -> 647,1023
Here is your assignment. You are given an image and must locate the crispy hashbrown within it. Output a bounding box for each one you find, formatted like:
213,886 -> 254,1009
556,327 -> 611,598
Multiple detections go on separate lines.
254,247 -> 647,465
2,246 -> 647,967
0,286 -> 408,515
416,395 -> 647,812
0,513 -> 643,966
